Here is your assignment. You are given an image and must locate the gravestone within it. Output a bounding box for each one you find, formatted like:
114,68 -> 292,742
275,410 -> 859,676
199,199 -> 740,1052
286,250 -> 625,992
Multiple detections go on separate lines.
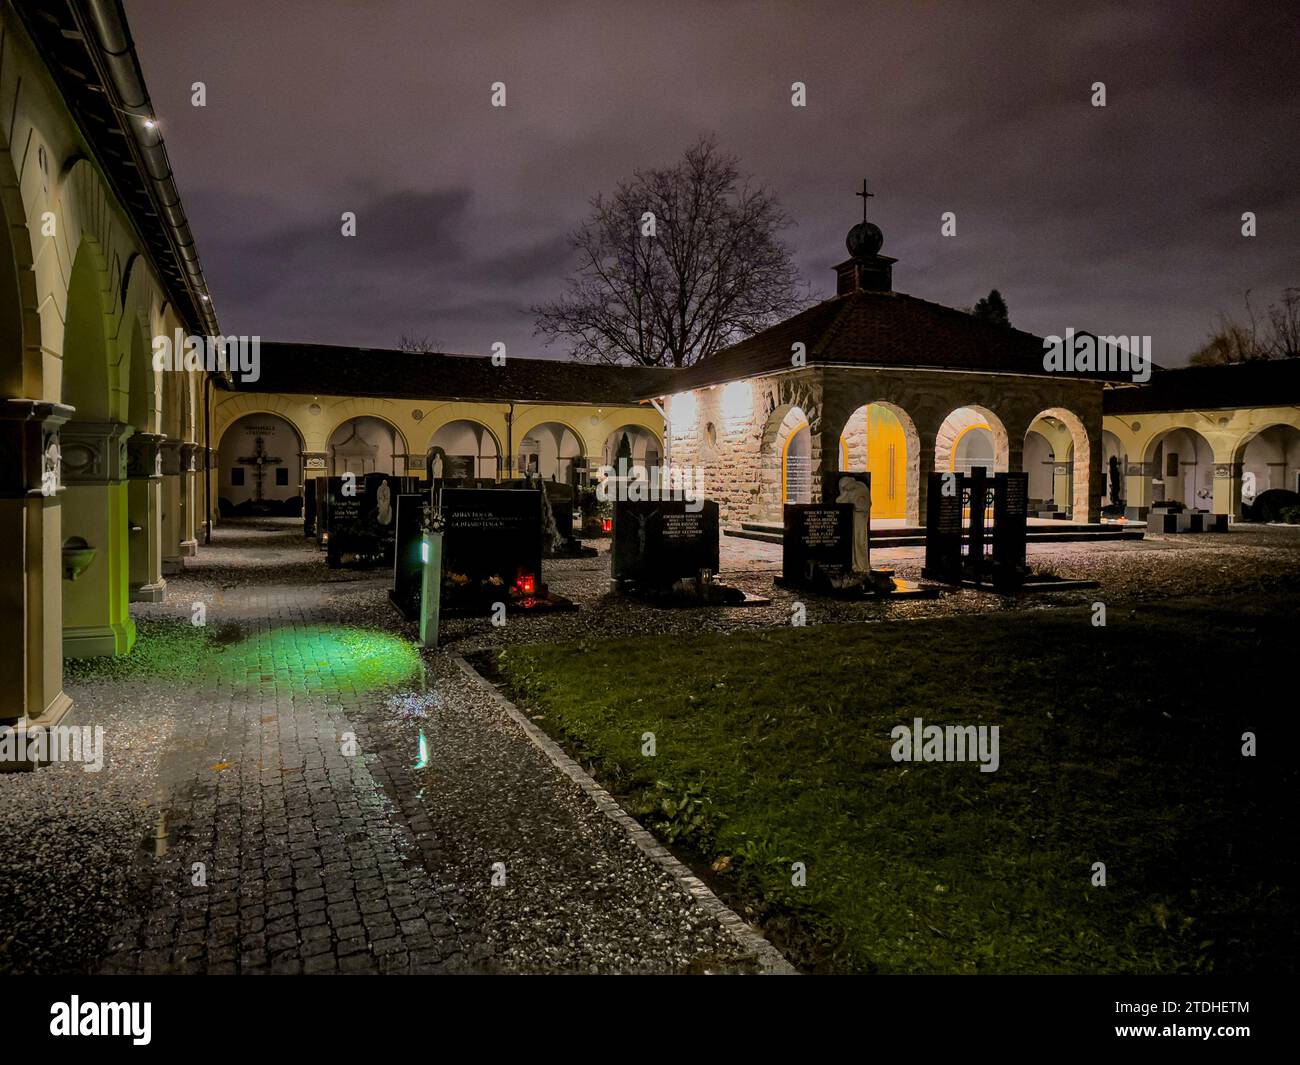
923,471 -> 964,583
440,487 -> 544,612
390,493 -> 428,621
991,472 -> 1029,590
612,500 -> 719,587
821,472 -> 871,573
323,473 -> 416,566
781,503 -> 854,589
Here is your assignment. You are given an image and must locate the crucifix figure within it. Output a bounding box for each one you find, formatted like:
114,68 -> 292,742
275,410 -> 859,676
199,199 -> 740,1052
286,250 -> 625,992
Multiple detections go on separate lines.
856,178 -> 874,224
237,435 -> 283,502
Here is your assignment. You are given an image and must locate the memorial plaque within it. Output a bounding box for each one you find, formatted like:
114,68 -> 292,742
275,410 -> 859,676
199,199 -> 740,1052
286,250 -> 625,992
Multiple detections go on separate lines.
923,471 -> 965,583
440,488 -> 543,611
390,493 -> 428,621
612,500 -> 720,587
782,503 -> 854,587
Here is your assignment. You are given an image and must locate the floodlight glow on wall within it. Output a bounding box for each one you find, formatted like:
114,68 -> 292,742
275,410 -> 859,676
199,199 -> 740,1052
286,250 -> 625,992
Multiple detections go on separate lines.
669,391 -> 698,430
721,381 -> 752,423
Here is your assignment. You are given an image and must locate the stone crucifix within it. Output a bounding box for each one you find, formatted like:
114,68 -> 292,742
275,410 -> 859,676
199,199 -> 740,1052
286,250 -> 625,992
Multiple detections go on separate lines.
237,435 -> 282,502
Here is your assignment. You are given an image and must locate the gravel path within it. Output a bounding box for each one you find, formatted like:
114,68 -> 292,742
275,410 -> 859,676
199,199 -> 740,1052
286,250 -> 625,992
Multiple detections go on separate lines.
2,516 -> 1297,974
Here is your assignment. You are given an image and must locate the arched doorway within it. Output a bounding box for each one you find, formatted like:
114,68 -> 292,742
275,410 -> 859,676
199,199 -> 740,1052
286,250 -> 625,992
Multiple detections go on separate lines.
1235,423 -> 1300,518
936,406 -> 1009,475
602,424 -> 661,473
1101,429 -> 1127,511
1024,408 -> 1091,520
517,421 -> 585,484
426,419 -> 500,480
836,402 -> 917,520
328,416 -> 404,476
1144,426 -> 1214,508
218,412 -> 305,516
783,415 -> 811,504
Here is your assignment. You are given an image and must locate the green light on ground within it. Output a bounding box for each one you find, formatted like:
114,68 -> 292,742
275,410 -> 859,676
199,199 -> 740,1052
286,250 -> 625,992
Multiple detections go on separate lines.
414,730 -> 430,769
214,626 -> 422,693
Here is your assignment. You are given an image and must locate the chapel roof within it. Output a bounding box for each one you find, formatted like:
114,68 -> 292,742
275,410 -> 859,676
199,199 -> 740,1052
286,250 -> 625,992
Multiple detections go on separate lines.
673,287 -> 1142,389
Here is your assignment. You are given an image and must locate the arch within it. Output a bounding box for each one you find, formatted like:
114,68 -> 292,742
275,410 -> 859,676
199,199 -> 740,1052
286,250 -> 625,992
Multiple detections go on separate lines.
1142,424 -> 1215,509
1025,407 -> 1091,519
833,400 -> 920,521
1233,422 -> 1300,507
514,419 -> 587,482
125,314 -> 157,432
327,414 -> 408,476
602,423 -> 662,470
0,138 -> 41,397
935,405 -> 1009,474
425,418 -> 501,480
217,411 -> 306,516
215,405 -> 309,452
758,403 -> 813,519
61,237 -> 116,419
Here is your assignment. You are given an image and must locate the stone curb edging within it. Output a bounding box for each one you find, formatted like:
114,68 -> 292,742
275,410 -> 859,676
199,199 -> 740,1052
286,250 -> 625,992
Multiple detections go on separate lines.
450,653 -> 797,976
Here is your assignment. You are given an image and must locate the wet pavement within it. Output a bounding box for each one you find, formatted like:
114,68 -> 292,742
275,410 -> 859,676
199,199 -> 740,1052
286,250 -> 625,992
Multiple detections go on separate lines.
2,517 -> 1298,974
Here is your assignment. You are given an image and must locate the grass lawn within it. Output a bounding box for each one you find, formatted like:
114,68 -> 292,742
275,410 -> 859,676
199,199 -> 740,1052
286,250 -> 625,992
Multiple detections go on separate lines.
493,595 -> 1298,974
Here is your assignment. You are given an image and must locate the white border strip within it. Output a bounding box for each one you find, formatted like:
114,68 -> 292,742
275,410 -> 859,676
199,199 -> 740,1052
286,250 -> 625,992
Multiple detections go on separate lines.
451,653 -> 796,975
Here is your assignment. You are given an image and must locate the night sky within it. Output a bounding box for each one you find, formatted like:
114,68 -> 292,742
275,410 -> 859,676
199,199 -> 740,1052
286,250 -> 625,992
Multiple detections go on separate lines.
126,0 -> 1298,366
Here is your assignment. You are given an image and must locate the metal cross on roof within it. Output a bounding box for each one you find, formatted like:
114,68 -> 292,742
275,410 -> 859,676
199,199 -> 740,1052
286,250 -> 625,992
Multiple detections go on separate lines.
856,179 -> 875,224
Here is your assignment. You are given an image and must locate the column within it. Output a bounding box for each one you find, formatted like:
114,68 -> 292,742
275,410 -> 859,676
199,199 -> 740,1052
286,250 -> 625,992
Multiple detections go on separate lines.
0,399 -> 74,727
1213,463 -> 1243,521
161,439 -> 186,574
1124,461 -> 1154,521
1052,462 -> 1071,515
127,432 -> 166,602
180,442 -> 199,556
915,431 -> 937,527
60,420 -> 136,658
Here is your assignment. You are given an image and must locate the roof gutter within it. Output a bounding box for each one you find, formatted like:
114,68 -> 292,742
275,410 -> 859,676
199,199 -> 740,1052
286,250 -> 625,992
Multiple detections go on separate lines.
74,0 -> 221,338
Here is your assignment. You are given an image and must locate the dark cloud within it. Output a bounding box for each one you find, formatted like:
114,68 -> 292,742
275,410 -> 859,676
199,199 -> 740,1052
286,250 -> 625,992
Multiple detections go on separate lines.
127,0 -> 1299,364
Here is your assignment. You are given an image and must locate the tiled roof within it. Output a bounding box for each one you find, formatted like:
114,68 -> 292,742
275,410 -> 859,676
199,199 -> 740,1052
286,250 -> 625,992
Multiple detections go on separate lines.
674,288 -> 1137,388
228,342 -> 677,406
1104,359 -> 1300,414
231,290 -> 1149,407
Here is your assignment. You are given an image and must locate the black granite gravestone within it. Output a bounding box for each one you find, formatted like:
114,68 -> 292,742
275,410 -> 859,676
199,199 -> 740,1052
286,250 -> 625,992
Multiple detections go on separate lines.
923,471 -> 965,583
440,487 -> 543,612
992,471 -> 1029,590
390,493 -> 428,621
612,500 -> 720,587
323,473 -> 416,566
781,503 -> 855,589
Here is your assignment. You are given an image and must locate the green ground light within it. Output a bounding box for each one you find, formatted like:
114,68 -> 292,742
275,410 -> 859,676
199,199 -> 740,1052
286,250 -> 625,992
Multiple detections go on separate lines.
67,618 -> 422,695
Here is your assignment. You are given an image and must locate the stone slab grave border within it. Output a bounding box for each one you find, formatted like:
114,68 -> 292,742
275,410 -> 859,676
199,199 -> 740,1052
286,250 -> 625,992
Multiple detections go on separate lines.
451,654 -> 796,975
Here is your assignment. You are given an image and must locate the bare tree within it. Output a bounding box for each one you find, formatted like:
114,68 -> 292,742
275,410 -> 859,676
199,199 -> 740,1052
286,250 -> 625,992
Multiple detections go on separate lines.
397,333 -> 440,353
1190,287 -> 1299,365
533,137 -> 809,367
